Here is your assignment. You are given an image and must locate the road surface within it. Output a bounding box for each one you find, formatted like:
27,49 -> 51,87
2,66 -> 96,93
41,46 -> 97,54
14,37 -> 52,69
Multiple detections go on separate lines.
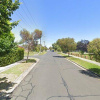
10,51 -> 100,100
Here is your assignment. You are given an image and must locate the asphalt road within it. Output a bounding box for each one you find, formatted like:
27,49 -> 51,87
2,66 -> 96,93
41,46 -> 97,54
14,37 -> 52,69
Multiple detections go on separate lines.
10,51 -> 100,100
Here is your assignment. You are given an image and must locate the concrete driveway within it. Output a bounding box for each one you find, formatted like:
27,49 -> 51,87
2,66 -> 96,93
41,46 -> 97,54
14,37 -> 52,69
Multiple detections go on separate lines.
10,51 -> 100,100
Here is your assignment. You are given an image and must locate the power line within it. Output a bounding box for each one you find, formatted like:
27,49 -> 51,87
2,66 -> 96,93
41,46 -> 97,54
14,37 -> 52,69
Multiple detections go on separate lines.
20,6 -> 36,28
11,20 -> 23,29
16,12 -> 33,30
21,0 -> 38,27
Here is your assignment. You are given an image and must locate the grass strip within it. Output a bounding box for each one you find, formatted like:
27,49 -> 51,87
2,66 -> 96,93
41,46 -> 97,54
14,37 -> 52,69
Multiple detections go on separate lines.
0,58 -> 36,91
39,51 -> 47,55
24,51 -> 38,56
59,53 -> 100,75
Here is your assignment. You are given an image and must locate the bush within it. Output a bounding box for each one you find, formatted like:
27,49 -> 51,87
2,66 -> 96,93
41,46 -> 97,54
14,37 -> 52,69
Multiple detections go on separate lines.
88,38 -> 100,62
0,48 -> 24,67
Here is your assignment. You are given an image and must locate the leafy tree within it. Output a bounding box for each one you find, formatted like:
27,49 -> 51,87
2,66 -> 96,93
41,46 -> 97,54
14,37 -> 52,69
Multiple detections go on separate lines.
0,33 -> 17,56
57,45 -> 62,52
52,43 -> 61,52
0,0 -> 20,35
34,44 -> 48,52
57,38 -> 76,53
49,47 -> 53,51
77,40 -> 89,54
0,0 -> 20,56
34,29 -> 42,52
88,38 -> 100,62
20,29 -> 35,61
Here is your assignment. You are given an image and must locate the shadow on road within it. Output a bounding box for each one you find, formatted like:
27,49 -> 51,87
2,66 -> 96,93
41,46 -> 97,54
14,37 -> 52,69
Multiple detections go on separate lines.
53,56 -> 70,58
0,77 -> 15,100
79,70 -> 100,78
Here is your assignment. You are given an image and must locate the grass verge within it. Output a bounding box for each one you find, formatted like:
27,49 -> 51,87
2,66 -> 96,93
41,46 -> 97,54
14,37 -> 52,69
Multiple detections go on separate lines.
24,51 -> 38,56
0,58 -> 36,92
39,51 -> 47,55
59,53 -> 100,75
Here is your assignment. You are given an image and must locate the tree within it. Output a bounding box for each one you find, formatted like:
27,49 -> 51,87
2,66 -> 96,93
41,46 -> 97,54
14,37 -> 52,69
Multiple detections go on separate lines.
34,44 -> 48,52
88,38 -> 100,62
0,0 -> 20,56
34,29 -> 42,52
77,40 -> 89,54
20,29 -> 35,61
49,47 -> 53,51
56,38 -> 76,54
0,0 -> 20,35
52,43 -> 62,52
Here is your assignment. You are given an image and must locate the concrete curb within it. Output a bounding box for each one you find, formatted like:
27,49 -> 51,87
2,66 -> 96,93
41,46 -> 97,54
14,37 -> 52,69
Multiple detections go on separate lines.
63,53 -> 100,66
58,52 -> 100,78
0,59 -> 26,73
5,58 -> 40,95
65,58 -> 100,78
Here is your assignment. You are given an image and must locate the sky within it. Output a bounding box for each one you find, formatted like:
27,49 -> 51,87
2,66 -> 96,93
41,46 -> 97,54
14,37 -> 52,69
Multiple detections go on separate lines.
12,0 -> 100,47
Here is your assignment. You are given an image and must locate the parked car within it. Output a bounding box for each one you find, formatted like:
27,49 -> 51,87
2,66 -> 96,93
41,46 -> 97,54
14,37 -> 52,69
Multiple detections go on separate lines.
51,50 -> 54,52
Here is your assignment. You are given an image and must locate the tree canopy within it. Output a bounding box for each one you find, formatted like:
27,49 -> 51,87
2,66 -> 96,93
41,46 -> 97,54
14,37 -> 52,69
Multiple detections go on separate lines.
56,38 -> 76,53
0,0 -> 20,56
0,0 -> 20,35
77,40 -> 89,53
34,29 -> 42,40
88,38 -> 100,61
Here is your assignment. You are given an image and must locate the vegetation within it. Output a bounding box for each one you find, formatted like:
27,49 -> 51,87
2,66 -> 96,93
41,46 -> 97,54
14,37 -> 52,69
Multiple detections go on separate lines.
59,53 -> 100,75
34,44 -> 48,52
52,43 -> 62,52
24,51 -> 38,56
20,29 -> 43,61
0,0 -> 20,56
0,0 -> 20,35
77,40 -> 89,54
88,38 -> 100,62
34,29 -> 42,52
39,51 -> 47,55
0,47 -> 24,67
0,58 -> 36,82
0,0 -> 25,67
52,38 -> 76,53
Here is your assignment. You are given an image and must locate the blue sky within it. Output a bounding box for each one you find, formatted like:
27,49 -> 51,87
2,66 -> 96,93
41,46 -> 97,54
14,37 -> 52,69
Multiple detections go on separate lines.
12,0 -> 100,47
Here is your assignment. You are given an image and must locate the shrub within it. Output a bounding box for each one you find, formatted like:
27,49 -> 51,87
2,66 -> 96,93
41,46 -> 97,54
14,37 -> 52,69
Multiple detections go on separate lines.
88,38 -> 100,62
0,48 -> 24,67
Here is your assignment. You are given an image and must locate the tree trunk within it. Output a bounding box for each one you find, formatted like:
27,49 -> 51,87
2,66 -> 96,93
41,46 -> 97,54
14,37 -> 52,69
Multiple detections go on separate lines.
26,46 -> 30,63
40,38 -> 41,53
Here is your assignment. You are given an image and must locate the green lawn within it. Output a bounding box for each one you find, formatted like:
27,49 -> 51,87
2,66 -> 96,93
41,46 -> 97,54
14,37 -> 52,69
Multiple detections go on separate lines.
0,58 -> 36,91
59,53 -> 100,75
24,51 -> 38,56
0,58 -> 36,81
39,51 -> 47,55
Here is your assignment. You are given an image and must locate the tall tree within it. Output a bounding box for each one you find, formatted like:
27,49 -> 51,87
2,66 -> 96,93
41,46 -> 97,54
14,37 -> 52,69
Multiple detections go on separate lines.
0,0 -> 20,56
34,29 -> 42,52
0,0 -> 20,35
88,38 -> 100,61
77,40 -> 89,53
52,43 -> 61,52
57,38 -> 76,53
20,29 -> 34,61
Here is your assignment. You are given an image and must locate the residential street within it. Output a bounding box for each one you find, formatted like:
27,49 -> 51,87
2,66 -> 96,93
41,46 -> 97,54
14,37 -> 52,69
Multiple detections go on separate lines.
10,51 -> 100,100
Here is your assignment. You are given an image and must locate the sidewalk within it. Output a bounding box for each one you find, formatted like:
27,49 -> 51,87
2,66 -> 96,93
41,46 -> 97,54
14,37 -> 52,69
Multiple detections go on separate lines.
63,53 -> 100,66
0,59 -> 26,73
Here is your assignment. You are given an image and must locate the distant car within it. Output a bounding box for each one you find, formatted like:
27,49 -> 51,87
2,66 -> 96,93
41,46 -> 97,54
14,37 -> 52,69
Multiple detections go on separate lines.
51,50 -> 54,52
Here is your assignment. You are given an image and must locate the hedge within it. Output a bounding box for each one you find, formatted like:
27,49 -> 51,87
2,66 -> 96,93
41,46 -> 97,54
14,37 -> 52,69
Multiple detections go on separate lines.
0,48 -> 24,67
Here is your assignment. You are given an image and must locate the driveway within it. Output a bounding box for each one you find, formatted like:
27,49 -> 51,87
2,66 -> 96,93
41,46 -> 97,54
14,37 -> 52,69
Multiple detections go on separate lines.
10,51 -> 100,100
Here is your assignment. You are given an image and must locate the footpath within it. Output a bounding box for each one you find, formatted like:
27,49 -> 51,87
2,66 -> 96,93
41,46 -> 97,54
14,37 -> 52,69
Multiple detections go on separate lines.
63,53 -> 100,66
0,57 -> 39,99
0,59 -> 26,73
